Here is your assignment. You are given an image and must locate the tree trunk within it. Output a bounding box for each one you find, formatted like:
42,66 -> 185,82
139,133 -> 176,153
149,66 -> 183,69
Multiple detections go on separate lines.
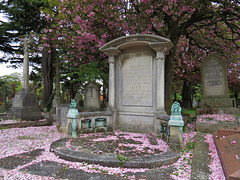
164,31 -> 181,114
41,47 -> 56,109
234,91 -> 239,108
182,81 -> 192,109
164,46 -> 177,114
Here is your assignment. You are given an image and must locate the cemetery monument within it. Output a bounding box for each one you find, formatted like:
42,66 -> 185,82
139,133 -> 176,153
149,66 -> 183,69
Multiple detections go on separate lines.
200,54 -> 239,114
100,34 -> 173,133
83,82 -> 101,111
7,35 -> 42,120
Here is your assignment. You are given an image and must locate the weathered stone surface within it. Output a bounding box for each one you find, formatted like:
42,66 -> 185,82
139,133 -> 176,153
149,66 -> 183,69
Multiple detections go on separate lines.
56,103 -> 69,132
196,119 -> 240,133
83,82 -> 101,111
191,132 -> 211,180
7,88 -> 43,120
200,54 -> 238,113
50,138 -> 180,168
213,130 -> 240,180
201,54 -> 228,98
0,119 -> 53,129
100,34 -> 173,132
0,149 -> 44,170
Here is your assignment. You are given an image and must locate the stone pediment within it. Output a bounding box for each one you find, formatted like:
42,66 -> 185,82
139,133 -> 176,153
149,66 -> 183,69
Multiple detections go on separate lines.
100,34 -> 173,55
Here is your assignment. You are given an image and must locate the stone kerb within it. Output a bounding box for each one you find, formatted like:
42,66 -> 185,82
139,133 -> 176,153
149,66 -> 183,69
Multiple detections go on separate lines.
100,34 -> 173,133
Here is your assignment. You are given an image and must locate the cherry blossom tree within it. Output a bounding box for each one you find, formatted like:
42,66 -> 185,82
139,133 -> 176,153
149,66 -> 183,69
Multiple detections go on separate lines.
41,0 -> 240,110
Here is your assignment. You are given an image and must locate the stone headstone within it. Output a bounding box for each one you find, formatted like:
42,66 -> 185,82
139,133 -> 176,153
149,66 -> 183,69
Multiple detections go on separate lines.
7,89 -> 43,120
200,54 -> 238,114
100,34 -> 173,132
56,103 -> 69,132
83,82 -> 101,111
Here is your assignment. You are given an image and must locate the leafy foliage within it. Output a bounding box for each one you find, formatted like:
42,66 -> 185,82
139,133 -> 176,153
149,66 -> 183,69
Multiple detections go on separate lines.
0,73 -> 21,102
41,0 -> 240,104
0,0 -> 48,64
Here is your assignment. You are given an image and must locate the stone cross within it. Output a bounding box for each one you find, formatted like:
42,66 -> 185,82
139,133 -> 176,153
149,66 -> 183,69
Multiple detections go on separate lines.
20,35 -> 34,89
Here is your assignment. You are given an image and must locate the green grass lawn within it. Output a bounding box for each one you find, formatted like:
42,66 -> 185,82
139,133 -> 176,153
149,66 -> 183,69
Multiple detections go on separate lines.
182,109 -> 197,117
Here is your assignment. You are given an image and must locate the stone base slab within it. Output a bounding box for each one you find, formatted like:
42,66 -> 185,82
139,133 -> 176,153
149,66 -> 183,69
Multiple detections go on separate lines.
201,98 -> 233,108
197,107 -> 240,114
196,120 -> 240,133
50,138 -> 180,168
7,88 -> 42,120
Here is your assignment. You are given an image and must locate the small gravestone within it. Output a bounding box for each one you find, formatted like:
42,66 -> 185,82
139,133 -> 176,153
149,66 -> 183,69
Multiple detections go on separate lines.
56,103 -> 69,132
200,54 -> 239,114
83,82 -> 101,111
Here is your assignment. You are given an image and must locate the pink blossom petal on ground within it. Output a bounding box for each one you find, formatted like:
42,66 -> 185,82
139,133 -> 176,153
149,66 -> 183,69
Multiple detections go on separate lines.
204,134 -> 225,180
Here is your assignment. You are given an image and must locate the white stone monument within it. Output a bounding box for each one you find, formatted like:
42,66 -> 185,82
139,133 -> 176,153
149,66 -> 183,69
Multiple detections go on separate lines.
7,35 -> 42,120
100,34 -> 173,133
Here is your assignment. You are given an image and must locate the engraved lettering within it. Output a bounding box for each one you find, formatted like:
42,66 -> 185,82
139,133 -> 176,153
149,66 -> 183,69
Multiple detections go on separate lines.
122,56 -> 152,106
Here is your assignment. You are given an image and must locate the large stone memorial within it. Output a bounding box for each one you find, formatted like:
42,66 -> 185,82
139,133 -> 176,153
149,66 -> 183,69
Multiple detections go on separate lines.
200,54 -> 239,114
100,34 -> 173,132
7,35 -> 42,120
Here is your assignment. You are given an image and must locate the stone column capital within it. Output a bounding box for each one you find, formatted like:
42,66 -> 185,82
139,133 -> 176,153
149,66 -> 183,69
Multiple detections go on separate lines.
102,48 -> 121,57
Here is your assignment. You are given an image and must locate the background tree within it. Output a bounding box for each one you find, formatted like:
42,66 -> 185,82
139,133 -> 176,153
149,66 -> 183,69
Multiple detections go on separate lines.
0,0 -> 59,110
0,0 -> 47,64
43,0 -> 239,111
0,73 -> 21,103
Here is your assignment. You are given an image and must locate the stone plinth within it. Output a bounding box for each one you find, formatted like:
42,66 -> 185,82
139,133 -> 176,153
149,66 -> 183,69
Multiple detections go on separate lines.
7,88 -> 42,120
100,34 -> 173,133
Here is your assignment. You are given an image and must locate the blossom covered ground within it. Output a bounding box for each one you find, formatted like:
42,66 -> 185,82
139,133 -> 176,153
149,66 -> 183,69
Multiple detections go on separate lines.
204,134 -> 225,180
0,120 -> 224,180
198,114 -> 238,123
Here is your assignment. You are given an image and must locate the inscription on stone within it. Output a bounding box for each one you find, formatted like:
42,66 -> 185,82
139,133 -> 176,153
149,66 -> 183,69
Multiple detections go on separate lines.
203,57 -> 225,97
122,55 -> 152,106
205,59 -> 224,87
